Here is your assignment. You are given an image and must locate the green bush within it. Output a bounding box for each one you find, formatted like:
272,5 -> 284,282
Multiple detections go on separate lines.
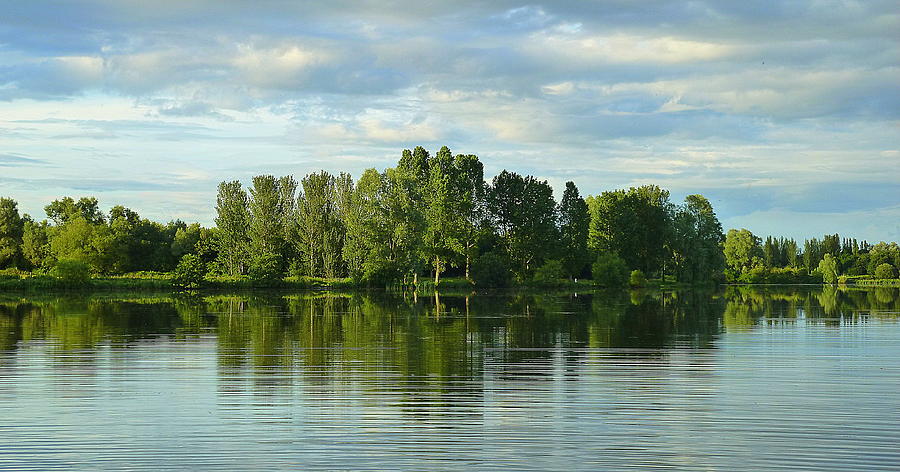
471,252 -> 512,288
874,263 -> 897,280
248,252 -> 283,285
629,269 -> 647,287
0,268 -> 26,280
50,259 -> 91,286
592,253 -> 628,287
533,259 -> 564,285
173,254 -> 206,289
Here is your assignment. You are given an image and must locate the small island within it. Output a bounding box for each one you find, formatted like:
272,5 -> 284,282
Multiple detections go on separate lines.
1,146 -> 898,291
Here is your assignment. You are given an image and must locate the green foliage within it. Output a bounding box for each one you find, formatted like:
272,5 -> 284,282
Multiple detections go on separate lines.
0,198 -> 24,268
173,254 -> 206,289
558,182 -> 590,278
874,263 -> 897,280
724,228 -> 762,274
592,253 -> 628,287
248,252 -> 282,285
51,259 -> 91,286
297,171 -> 345,277
249,175 -> 290,272
488,170 -> 559,278
45,196 -> 105,225
471,252 -> 512,288
670,195 -> 724,284
587,185 -> 671,275
629,269 -> 647,287
10,146 -> 900,290
171,223 -> 202,260
868,243 -> 900,276
214,181 -> 250,276
818,253 -> 839,285
533,259 -> 564,285
22,219 -> 53,270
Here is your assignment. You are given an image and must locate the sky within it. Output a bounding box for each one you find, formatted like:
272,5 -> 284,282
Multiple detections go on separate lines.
1,0 -> 898,241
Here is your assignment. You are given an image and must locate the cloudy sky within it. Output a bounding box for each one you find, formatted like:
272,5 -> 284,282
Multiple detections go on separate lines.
1,1 -> 898,241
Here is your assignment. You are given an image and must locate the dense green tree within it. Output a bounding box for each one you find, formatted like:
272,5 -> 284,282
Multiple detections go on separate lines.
171,223 -> 202,260
587,185 -> 671,275
867,242 -> 900,276
803,238 -> 823,272
383,166 -> 425,283
173,254 -> 206,289
670,195 -> 724,283
874,263 -> 896,279
214,181 -> 250,276
48,217 -> 97,268
533,259 -> 564,285
784,238 -> 800,267
471,252 -> 512,288
297,171 -> 340,277
451,153 -> 487,280
248,175 -> 285,267
488,170 -> 558,278
724,228 -> 762,277
818,253 -> 838,285
422,146 -> 463,285
342,169 -> 389,283
277,175 -> 300,272
45,197 -> 105,225
0,198 -> 24,268
22,219 -> 53,270
558,182 -> 589,279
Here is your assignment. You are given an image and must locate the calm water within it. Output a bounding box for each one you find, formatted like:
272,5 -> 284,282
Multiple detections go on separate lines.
1,287 -> 899,471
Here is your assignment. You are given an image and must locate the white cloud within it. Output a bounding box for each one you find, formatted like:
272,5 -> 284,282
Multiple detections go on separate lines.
527,32 -> 736,65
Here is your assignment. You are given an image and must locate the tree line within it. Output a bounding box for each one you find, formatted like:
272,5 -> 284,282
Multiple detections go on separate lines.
724,229 -> 899,284
0,146 -> 897,287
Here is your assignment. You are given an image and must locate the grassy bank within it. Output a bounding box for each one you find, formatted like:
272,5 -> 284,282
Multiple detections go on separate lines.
1,272 -> 657,293
0,272 -> 358,292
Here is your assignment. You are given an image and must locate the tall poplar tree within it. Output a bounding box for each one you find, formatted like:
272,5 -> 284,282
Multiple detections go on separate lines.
248,175 -> 285,276
558,182 -> 589,278
214,180 -> 250,276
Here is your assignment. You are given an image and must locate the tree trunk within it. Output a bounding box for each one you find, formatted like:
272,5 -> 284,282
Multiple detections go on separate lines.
465,253 -> 470,280
434,256 -> 441,286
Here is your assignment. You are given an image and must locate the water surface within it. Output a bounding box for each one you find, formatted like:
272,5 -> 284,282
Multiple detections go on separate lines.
1,287 -> 898,470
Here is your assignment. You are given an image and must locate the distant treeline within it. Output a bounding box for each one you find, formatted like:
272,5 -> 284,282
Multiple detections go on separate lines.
0,146 -> 898,287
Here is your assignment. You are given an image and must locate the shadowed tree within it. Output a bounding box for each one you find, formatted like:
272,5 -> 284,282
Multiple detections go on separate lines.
488,170 -> 558,278
670,195 -> 724,283
558,182 -> 589,279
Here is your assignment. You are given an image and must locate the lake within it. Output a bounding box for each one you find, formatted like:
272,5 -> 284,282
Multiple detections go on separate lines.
1,286 -> 898,470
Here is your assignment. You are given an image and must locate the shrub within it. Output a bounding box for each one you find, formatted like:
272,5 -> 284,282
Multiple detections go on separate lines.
173,254 -> 206,289
592,253 -> 628,287
248,252 -> 283,285
629,269 -> 647,287
533,259 -> 564,285
471,252 -> 512,288
50,259 -> 91,286
874,263 -> 897,280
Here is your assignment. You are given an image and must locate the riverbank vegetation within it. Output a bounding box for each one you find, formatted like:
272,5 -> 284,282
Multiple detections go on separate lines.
1,146 -> 898,290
